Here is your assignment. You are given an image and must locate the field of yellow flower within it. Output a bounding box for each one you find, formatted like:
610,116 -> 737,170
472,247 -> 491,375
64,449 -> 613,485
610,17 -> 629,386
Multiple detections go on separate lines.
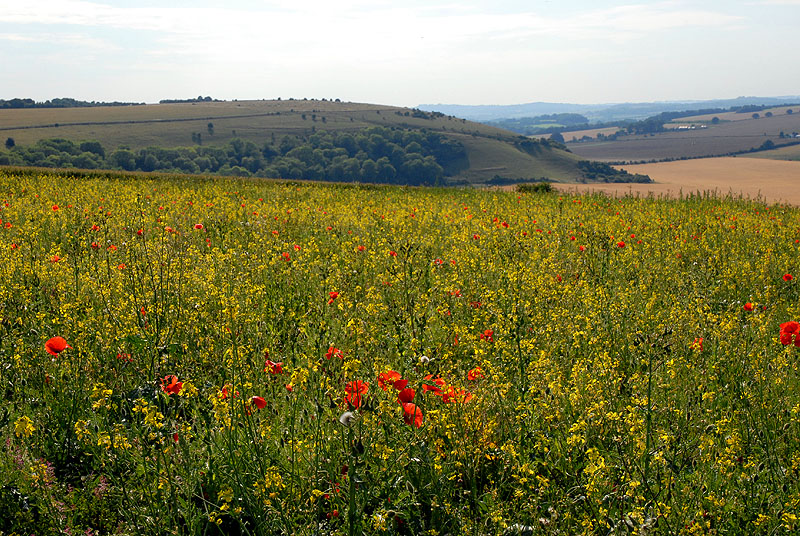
2,169 -> 800,535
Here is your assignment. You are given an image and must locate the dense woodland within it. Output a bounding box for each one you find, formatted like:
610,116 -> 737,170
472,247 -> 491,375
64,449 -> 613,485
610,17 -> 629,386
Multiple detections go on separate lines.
0,128 -> 470,185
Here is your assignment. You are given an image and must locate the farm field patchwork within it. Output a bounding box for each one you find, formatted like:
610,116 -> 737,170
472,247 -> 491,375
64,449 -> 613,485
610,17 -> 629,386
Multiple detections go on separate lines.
569,113 -> 800,162
2,170 -> 800,534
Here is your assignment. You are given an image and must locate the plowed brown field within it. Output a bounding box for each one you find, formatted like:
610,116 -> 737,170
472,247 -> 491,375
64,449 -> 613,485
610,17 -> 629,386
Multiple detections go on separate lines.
554,157 -> 800,205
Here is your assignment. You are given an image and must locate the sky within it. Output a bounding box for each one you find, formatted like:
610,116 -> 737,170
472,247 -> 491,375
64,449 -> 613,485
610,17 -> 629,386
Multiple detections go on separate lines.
1,0 -> 799,108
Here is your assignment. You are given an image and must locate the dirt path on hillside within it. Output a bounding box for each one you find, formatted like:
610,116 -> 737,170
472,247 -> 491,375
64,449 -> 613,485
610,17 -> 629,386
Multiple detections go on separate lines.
553,157 -> 800,205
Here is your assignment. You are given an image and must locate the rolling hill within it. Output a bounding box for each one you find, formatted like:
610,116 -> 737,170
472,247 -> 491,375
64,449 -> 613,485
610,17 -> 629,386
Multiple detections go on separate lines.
0,99 -> 645,185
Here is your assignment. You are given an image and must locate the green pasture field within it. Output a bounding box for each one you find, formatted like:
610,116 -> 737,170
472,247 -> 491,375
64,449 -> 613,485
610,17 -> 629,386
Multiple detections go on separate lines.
2,168 -> 800,535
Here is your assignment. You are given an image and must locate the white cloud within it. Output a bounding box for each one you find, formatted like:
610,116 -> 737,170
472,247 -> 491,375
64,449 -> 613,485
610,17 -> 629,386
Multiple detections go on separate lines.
0,31 -> 112,49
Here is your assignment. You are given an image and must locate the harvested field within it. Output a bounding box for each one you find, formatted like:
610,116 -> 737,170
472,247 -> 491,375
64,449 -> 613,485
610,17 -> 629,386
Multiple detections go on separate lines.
570,113 -> 800,162
563,126 -> 621,141
554,157 -> 800,205
668,105 -> 798,124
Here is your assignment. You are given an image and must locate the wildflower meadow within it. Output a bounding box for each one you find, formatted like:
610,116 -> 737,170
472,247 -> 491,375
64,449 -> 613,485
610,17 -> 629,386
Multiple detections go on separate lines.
2,169 -> 800,535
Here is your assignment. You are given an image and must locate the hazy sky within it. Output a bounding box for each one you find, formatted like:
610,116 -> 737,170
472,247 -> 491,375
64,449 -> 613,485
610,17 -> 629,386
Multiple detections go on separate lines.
1,0 -> 798,107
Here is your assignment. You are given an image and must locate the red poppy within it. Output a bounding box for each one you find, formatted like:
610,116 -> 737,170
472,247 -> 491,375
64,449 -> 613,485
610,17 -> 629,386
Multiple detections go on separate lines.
50,254 -> 61,263
402,403 -> 423,428
45,336 -> 71,356
467,366 -> 483,381
442,387 -> 473,404
344,380 -> 369,409
194,223 -> 204,230
690,338 -> 704,352
264,359 -> 283,374
422,374 -> 446,396
389,250 -> 397,257
784,273 -> 794,282
328,291 -> 339,305
479,329 -> 494,342
357,245 -> 365,252
251,396 -> 267,409
397,388 -> 415,404
617,241 -> 625,248
392,379 -> 409,391
161,375 -> 183,395
377,370 -> 401,391
220,385 -> 238,400
325,346 -> 343,360
743,302 -> 753,311
780,321 -> 800,346
52,205 -> 59,211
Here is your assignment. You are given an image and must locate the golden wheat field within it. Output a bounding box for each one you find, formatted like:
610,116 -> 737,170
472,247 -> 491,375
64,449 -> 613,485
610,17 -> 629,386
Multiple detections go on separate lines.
556,157 -> 800,205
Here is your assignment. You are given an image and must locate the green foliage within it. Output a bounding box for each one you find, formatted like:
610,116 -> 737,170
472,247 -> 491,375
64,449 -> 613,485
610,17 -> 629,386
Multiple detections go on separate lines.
1,128 -> 468,186
515,181 -> 553,193
576,160 -> 652,183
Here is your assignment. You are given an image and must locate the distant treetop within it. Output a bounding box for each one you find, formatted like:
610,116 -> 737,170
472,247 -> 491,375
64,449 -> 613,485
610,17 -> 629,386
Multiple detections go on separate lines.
0,98 -> 144,109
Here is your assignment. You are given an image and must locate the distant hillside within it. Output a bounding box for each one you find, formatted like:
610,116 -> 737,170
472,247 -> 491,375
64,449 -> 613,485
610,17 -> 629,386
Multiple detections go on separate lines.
568,105 -> 800,163
0,98 -> 648,185
419,96 -> 800,123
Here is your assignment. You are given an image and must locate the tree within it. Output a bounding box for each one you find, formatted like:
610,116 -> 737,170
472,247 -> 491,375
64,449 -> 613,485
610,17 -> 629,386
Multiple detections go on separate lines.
5,137 -> 14,149
765,111 -> 773,117
752,113 -> 760,119
550,131 -> 565,143
711,117 -> 720,124
207,122 -> 214,135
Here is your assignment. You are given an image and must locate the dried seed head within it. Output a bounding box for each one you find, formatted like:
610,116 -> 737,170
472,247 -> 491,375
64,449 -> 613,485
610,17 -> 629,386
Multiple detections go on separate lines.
338,411 -> 356,427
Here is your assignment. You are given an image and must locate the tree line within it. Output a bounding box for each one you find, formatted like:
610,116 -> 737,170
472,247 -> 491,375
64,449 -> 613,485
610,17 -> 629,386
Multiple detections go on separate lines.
0,98 -> 143,109
0,127 -> 469,186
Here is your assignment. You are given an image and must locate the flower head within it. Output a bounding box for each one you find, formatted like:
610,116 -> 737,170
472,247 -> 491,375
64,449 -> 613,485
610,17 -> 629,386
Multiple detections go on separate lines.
402,403 -> 423,428
250,396 -> 267,409
780,321 -> 800,347
467,366 -> 484,381
339,411 -> 356,427
325,346 -> 343,360
45,336 -> 71,356
264,359 -> 283,374
161,375 -> 183,395
397,388 -> 415,404
344,380 -> 369,409
377,370 -> 401,391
